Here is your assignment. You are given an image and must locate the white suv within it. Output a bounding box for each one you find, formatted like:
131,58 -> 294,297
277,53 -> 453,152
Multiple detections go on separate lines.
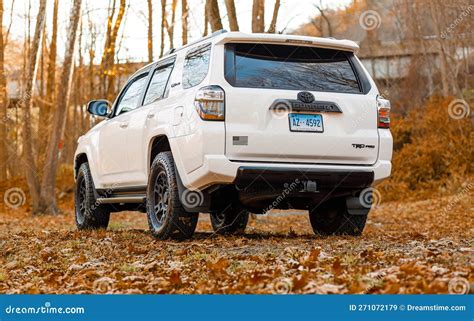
74,31 -> 393,240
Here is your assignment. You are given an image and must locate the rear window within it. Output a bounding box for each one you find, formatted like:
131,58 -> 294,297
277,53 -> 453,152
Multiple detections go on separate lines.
225,43 -> 362,93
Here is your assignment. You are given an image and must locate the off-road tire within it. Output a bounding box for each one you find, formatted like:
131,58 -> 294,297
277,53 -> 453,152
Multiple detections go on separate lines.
210,205 -> 249,235
309,198 -> 368,236
146,152 -> 198,240
75,162 -> 110,230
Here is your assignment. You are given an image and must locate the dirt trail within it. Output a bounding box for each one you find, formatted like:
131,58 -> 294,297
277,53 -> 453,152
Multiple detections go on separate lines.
0,193 -> 472,294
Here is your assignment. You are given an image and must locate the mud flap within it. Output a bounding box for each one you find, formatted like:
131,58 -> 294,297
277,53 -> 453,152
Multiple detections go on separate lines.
174,163 -> 210,213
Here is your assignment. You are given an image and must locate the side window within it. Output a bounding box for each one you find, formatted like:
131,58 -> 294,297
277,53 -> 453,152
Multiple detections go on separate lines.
143,63 -> 174,105
182,43 -> 211,89
115,74 -> 149,116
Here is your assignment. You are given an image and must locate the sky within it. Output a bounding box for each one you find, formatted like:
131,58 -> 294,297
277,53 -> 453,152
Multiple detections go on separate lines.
5,0 -> 352,63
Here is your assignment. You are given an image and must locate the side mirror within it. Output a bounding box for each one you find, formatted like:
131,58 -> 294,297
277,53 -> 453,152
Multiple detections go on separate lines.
87,100 -> 111,118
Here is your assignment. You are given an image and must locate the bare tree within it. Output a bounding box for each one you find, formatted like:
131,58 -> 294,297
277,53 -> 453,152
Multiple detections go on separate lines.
87,5 -> 97,101
182,0 -> 188,44
147,0 -> 153,62
252,0 -> 265,33
206,0 -> 223,32
160,0 -> 166,57
46,0 -> 58,106
224,0 -> 239,31
267,0 -> 280,33
0,0 -> 14,181
315,2 -> 333,37
38,0 -> 59,168
20,0 -> 47,212
101,0 -> 126,100
0,0 -> 7,181
40,0 -> 83,214
166,0 -> 178,48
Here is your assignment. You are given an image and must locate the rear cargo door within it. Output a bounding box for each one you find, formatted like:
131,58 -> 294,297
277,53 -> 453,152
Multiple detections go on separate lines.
223,43 -> 378,165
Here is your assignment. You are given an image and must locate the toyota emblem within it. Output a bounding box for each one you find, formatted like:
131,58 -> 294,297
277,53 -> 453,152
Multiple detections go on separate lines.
297,91 -> 315,103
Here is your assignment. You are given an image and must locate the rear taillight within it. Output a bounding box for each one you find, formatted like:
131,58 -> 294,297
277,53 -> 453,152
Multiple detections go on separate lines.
194,85 -> 225,121
377,95 -> 391,128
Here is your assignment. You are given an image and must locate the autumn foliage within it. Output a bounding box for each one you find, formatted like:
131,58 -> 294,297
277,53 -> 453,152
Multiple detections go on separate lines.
379,96 -> 472,201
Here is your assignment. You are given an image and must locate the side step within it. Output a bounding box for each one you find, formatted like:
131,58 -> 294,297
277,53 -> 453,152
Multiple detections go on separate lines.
97,195 -> 146,204
95,186 -> 147,204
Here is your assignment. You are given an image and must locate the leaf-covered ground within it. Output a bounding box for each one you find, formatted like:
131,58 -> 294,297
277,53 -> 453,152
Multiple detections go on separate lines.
0,192 -> 472,294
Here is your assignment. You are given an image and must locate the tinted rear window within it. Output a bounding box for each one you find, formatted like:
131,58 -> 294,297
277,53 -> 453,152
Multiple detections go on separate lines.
225,43 -> 361,93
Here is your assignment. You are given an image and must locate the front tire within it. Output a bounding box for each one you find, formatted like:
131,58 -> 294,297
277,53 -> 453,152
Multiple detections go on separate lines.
309,198 -> 368,236
75,163 -> 110,230
210,205 -> 249,235
146,152 -> 198,240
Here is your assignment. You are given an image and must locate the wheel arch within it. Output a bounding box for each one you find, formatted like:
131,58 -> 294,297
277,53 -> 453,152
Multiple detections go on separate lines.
74,153 -> 89,180
148,135 -> 172,171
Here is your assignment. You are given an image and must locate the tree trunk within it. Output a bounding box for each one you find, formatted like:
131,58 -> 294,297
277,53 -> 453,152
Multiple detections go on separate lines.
267,0 -> 280,33
206,0 -> 223,33
160,0 -> 166,57
100,0 -> 125,101
252,0 -> 264,33
147,0 -> 153,62
21,0 -> 47,212
38,0 -> 58,170
0,0 -> 8,181
181,0 -> 188,44
39,0 -> 82,215
203,11 -> 209,36
315,4 -> 333,37
224,0 -> 239,31
46,0 -> 58,105
166,0 -> 178,49
105,0 -> 126,101
428,1 -> 450,97
87,8 -> 96,104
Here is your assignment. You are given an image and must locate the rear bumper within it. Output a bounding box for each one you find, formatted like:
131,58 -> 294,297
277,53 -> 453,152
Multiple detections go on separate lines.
177,154 -> 391,191
233,167 -> 374,192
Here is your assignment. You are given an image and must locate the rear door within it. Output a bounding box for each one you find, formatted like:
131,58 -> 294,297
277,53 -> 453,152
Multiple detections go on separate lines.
223,43 -> 378,165
126,57 -> 176,185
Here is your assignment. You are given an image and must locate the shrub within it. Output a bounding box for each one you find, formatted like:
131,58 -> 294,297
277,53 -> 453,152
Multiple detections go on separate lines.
379,96 -> 472,201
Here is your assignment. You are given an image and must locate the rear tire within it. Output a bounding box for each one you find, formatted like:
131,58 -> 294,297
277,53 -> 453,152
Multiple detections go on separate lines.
146,152 -> 198,240
309,198 -> 367,236
210,205 -> 249,235
75,163 -> 110,230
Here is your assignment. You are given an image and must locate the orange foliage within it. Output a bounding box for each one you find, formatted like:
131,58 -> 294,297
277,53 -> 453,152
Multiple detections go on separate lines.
379,96 -> 472,201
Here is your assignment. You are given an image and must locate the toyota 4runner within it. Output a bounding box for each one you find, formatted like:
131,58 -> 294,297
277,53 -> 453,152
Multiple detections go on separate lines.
74,30 -> 393,240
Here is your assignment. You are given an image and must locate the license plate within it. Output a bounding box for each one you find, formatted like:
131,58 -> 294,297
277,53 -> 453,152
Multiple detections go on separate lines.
289,113 -> 324,132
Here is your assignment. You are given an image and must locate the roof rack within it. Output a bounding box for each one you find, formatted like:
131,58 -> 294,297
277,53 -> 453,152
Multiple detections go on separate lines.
163,29 -> 227,57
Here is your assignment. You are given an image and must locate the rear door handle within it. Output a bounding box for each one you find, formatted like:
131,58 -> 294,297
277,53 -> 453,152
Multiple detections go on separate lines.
147,113 -> 155,119
119,122 -> 128,128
